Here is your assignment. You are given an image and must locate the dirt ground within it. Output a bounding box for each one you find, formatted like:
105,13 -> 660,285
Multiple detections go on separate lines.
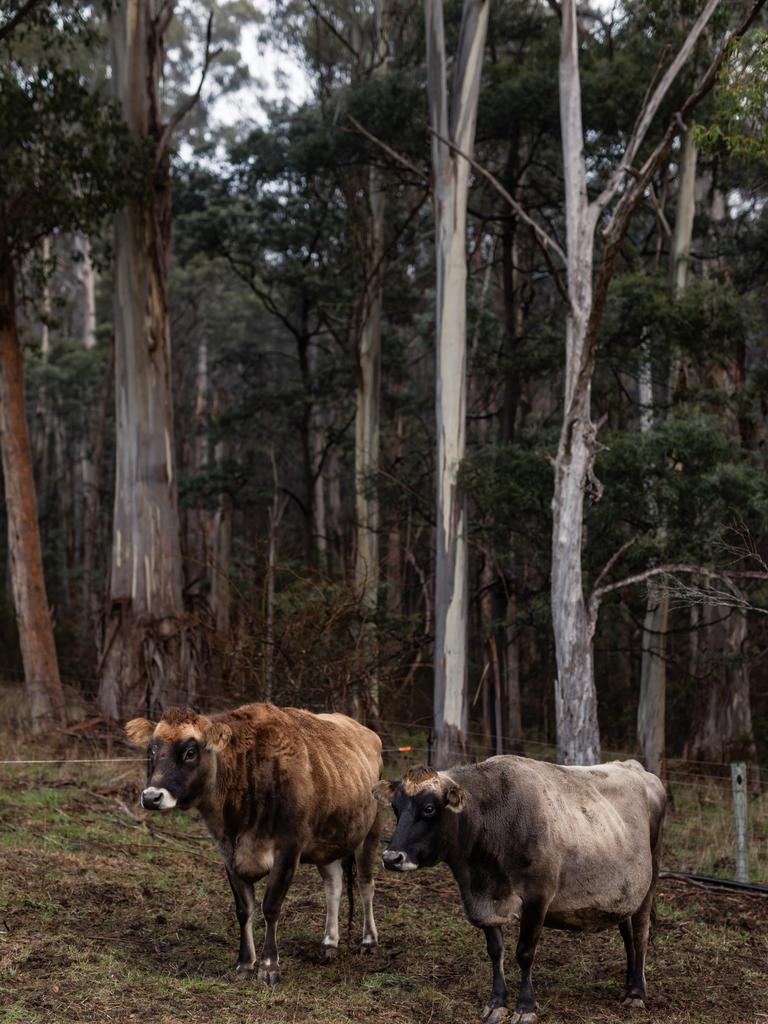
1,766 -> 766,1024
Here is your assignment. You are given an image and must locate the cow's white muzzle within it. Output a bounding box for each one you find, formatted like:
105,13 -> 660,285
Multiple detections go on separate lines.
141,787 -> 177,811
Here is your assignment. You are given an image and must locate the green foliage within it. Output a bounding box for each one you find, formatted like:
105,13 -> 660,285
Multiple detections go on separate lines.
695,31 -> 768,162
0,2 -> 135,259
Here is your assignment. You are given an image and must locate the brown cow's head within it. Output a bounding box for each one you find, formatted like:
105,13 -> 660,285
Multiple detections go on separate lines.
373,765 -> 466,871
125,707 -> 232,812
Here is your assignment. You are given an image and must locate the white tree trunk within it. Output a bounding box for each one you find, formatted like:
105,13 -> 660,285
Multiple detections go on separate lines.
551,0 -> 601,764
551,0 -> 746,764
427,0 -> 489,767
77,234 -> 97,350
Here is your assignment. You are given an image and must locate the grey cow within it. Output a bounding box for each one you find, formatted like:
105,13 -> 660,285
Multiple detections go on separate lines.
374,756 -> 666,1024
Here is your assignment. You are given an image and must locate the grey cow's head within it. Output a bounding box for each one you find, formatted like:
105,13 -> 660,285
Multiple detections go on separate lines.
373,765 -> 467,871
125,707 -> 232,812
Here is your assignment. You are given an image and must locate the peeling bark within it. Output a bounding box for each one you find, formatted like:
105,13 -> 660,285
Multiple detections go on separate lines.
99,0 -> 201,720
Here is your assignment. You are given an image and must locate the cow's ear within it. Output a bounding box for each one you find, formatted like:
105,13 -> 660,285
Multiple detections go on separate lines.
444,783 -> 467,814
372,779 -> 396,806
201,719 -> 232,752
125,718 -> 155,745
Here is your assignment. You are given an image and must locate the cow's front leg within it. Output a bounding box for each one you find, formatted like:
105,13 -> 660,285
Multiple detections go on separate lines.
480,925 -> 509,1024
317,860 -> 343,958
226,867 -> 257,973
258,850 -> 298,985
511,900 -> 545,1024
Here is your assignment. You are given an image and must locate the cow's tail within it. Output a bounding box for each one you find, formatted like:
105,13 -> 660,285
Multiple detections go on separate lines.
342,854 -> 356,933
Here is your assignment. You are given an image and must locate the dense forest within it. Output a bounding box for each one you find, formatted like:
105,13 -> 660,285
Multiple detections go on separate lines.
2,0 -> 768,772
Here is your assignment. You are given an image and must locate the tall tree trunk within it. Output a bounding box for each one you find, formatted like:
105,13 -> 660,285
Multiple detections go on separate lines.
353,0 -> 390,725
185,337 -> 210,595
385,409 -> 403,615
427,0 -> 489,767
551,1 -> 601,764
637,131 -> 697,776
686,603 -> 756,763
209,386 -> 232,637
0,249 -> 66,731
99,0 -> 200,720
354,166 -> 383,723
82,338 -> 114,639
77,234 -> 97,350
551,0 -> 731,764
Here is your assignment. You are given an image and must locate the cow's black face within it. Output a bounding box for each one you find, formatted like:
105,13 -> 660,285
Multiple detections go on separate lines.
125,712 -> 232,813
373,768 -> 466,871
142,736 -> 209,811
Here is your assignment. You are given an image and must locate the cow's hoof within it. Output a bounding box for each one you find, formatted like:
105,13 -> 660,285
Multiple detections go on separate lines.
622,996 -> 645,1010
360,940 -> 377,955
257,960 -> 280,986
481,1006 -> 510,1023
510,1014 -> 536,1024
322,945 -> 339,961
235,961 -> 255,975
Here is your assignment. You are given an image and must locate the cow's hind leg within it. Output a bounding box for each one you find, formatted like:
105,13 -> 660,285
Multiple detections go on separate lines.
258,848 -> 298,986
317,860 -> 343,959
619,918 -> 635,994
227,867 -> 257,973
623,811 -> 663,1009
480,926 -> 509,1024
622,890 -> 653,1009
355,814 -> 380,953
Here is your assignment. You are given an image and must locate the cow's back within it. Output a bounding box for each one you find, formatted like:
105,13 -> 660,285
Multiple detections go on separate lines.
215,703 -> 381,868
451,756 -> 665,931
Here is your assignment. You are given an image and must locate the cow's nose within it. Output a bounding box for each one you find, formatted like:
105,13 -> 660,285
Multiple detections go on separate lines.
382,849 -> 406,870
141,788 -> 162,809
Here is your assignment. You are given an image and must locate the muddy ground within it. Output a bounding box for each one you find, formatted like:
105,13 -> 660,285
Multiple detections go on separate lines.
1,768 -> 766,1024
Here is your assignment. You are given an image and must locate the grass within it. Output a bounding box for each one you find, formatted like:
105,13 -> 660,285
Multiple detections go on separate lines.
1,750 -> 766,1024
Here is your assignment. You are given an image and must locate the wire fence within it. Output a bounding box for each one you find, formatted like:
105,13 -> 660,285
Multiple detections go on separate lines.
0,714 -> 765,887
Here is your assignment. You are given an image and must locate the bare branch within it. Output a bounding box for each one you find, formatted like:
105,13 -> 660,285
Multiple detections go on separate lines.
0,0 -> 44,43
590,563 -> 768,621
346,114 -> 428,182
306,0 -> 361,63
427,126 -> 567,266
156,10 -> 220,162
154,0 -> 176,39
592,0 -> 720,215
592,535 -> 638,596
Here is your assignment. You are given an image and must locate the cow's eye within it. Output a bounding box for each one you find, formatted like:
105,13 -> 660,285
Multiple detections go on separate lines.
422,803 -> 435,817
184,746 -> 197,761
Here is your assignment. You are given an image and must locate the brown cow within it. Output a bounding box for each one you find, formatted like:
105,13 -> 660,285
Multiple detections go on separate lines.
126,703 -> 382,984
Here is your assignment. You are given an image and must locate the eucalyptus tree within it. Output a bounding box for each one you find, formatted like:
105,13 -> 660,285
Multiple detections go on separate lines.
550,0 -> 766,764
426,0 -> 489,766
100,0 -> 244,719
0,1 -> 127,730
